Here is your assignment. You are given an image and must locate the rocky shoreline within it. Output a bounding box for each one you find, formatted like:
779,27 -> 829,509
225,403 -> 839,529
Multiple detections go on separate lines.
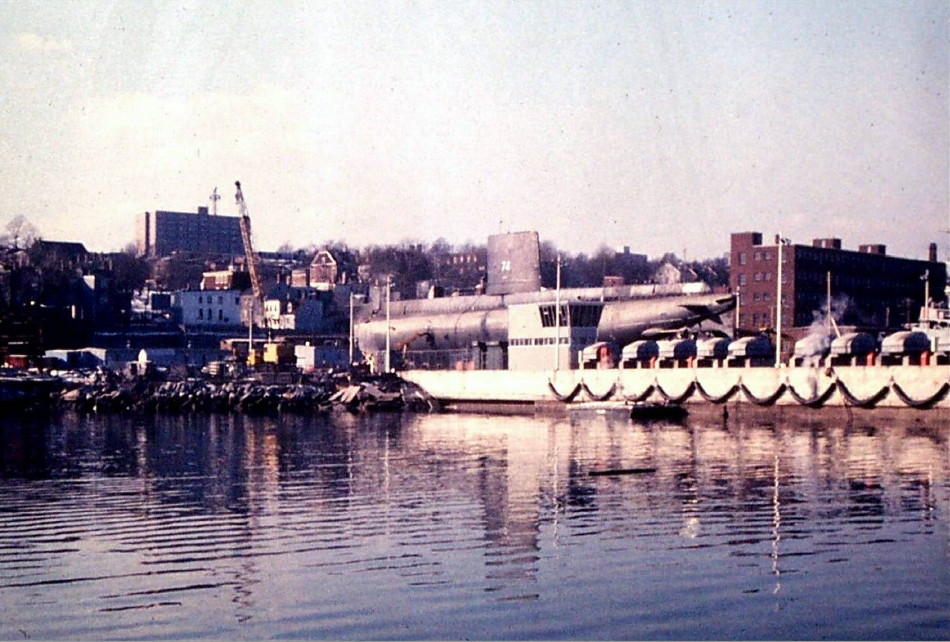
0,370 -> 438,415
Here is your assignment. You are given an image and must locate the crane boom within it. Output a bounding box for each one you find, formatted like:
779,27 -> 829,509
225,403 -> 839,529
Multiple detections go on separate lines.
234,181 -> 264,302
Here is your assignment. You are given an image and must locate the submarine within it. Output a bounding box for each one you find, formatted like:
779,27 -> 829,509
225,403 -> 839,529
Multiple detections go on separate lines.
354,231 -> 736,358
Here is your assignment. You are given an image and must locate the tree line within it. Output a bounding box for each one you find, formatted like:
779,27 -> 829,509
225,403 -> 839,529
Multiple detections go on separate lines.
1,213 -> 729,302
296,237 -> 729,299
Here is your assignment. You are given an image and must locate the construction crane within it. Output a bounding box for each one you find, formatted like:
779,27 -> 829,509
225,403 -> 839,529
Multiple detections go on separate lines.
235,181 -> 265,364
235,181 -> 264,302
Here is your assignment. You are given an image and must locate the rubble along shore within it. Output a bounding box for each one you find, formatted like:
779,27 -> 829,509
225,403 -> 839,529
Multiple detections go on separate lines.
0,370 -> 437,415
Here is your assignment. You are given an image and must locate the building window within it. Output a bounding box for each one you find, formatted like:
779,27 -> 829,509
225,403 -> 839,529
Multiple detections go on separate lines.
754,251 -> 761,261
754,272 -> 761,282
218,309 -> 224,321
218,296 -> 223,304
739,252 -> 747,266
738,273 -> 747,286
199,295 -> 203,304
198,309 -> 203,319
765,272 -> 771,282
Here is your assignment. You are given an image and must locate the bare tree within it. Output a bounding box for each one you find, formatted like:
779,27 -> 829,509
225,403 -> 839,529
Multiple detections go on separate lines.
5,215 -> 39,249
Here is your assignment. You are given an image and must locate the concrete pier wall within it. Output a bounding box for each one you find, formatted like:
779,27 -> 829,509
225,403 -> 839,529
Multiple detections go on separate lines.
402,365 -> 950,410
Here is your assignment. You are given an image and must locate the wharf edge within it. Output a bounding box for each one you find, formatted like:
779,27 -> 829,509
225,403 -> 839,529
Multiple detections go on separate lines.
401,364 -> 950,412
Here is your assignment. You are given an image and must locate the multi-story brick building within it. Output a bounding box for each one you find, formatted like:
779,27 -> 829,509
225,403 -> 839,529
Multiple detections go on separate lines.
730,232 -> 946,343
137,206 -> 244,258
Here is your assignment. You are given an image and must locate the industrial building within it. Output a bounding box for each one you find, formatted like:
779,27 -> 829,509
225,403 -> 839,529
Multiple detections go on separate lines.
729,232 -> 946,342
137,206 -> 244,258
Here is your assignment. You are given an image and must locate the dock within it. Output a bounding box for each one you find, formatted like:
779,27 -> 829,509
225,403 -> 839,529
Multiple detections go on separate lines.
401,364 -> 950,412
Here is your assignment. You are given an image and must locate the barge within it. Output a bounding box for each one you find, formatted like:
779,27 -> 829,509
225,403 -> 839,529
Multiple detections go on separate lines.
401,363 -> 949,412
398,300 -> 950,412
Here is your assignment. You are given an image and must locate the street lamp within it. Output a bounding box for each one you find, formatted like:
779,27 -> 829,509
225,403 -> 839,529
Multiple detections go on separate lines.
349,291 -> 355,366
554,253 -> 562,371
385,277 -> 392,373
923,269 -> 930,307
775,234 -> 789,367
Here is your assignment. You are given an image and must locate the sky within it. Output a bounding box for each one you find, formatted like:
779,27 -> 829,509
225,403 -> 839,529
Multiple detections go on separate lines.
1,0 -> 947,262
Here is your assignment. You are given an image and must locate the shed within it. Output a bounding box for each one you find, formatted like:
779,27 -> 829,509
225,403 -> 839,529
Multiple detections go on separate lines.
793,334 -> 832,360
656,338 -> 697,361
830,332 -> 877,357
621,340 -> 659,362
728,336 -> 773,359
880,331 -> 931,356
696,337 -> 730,360
580,341 -> 619,369
137,348 -> 185,367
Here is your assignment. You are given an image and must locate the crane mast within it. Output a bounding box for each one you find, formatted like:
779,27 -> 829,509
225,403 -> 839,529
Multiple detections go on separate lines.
234,181 -> 264,302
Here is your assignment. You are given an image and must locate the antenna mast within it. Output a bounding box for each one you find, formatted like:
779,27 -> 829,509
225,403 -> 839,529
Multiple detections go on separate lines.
210,187 -> 220,215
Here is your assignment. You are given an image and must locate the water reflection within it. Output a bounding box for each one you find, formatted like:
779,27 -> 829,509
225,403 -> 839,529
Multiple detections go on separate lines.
0,407 -> 945,639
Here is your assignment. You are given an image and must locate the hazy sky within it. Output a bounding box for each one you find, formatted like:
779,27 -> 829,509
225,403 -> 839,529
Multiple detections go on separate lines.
1,0 -> 947,261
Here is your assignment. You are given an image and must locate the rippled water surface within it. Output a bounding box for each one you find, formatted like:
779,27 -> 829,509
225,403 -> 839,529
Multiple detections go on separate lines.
0,406 -> 946,640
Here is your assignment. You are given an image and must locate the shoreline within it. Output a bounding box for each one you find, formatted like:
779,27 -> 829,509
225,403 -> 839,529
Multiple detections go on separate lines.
2,362 -> 947,416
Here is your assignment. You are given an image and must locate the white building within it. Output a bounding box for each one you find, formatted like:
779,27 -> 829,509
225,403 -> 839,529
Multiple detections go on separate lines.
175,290 -> 244,329
507,301 -> 603,370
264,297 -> 326,331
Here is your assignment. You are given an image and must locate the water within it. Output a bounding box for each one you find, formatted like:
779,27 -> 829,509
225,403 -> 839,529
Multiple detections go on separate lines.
0,407 -> 946,640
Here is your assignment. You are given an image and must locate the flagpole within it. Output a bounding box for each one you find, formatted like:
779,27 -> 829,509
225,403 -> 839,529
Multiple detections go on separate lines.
775,234 -> 783,367
385,277 -> 391,373
554,254 -> 561,371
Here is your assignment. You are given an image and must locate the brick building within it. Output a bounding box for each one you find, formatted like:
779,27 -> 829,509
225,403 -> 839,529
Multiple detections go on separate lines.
137,207 -> 244,258
201,268 -> 251,292
730,232 -> 946,342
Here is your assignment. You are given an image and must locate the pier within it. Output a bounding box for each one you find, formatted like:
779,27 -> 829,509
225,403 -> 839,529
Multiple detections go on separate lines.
402,364 -> 950,412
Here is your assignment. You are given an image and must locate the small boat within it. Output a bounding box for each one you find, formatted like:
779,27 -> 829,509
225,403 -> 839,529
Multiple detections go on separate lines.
0,370 -> 63,408
628,401 -> 688,421
566,400 -> 689,422
566,401 -> 631,418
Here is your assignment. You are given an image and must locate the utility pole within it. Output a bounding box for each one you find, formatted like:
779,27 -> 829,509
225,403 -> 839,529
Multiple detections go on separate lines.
826,271 -> 832,336
923,269 -> 930,307
349,291 -> 355,366
775,234 -> 783,367
554,254 -> 562,371
247,301 -> 254,365
735,287 -> 741,335
385,277 -> 392,373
